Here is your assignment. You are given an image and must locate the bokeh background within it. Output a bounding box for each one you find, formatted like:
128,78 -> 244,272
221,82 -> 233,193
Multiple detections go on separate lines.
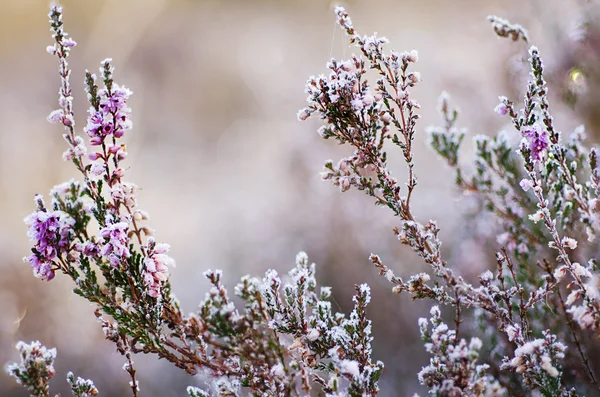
0,0 -> 597,395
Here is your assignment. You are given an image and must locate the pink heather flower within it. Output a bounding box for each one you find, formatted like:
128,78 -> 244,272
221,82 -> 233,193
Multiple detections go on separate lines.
90,163 -> 105,176
521,124 -> 549,162
143,237 -> 175,298
84,85 -> 132,146
24,205 -> 75,281
110,182 -> 137,207
83,240 -> 100,257
47,109 -> 64,124
494,103 -> 508,116
99,221 -> 131,266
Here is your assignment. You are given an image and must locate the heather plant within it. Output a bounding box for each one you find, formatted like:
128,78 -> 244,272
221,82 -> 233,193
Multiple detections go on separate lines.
6,3 -> 600,397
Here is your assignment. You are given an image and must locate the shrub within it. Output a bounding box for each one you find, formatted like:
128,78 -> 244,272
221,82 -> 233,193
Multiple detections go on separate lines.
7,3 -> 600,396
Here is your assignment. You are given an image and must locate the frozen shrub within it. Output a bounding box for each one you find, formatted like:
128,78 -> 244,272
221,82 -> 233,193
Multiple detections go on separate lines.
7,3 -> 600,397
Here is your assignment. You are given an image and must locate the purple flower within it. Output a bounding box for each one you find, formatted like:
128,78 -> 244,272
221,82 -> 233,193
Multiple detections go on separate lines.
521,124 -> 549,162
99,221 -> 131,266
494,103 -> 508,116
143,237 -> 175,298
84,85 -> 132,146
24,206 -> 75,281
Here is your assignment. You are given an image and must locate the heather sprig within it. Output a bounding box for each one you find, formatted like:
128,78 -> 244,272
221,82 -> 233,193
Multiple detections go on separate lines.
13,10 -> 384,394
302,6 -> 600,396
5,341 -> 57,397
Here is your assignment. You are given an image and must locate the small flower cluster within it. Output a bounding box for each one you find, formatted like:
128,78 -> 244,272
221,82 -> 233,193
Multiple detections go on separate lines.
5,341 -> 57,397
416,306 -> 505,396
6,341 -> 99,397
24,195 -> 75,280
84,67 -> 132,146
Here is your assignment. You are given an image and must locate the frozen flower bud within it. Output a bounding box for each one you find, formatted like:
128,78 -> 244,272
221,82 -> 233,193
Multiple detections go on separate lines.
562,237 -> 578,250
519,178 -> 533,191
63,38 -> 77,47
554,265 -> 568,281
407,72 -> 421,84
437,91 -> 450,114
88,152 -> 101,161
469,337 -> 482,351
47,109 -> 64,124
505,325 -> 520,341
339,176 -> 351,192
494,102 -> 508,116
528,210 -> 544,223
572,262 -> 591,278
566,290 -> 581,305
362,93 -> 374,107
90,163 -> 105,176
46,45 -> 57,55
297,108 -> 311,121
406,49 -> 418,62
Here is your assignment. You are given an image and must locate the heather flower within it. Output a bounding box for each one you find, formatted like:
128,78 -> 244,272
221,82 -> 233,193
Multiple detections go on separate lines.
24,196 -> 75,281
99,221 -> 130,266
84,82 -> 132,145
142,237 -> 175,298
521,123 -> 549,162
494,102 -> 508,116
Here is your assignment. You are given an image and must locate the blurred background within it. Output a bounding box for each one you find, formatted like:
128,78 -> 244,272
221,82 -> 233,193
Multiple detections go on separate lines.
0,0 -> 597,395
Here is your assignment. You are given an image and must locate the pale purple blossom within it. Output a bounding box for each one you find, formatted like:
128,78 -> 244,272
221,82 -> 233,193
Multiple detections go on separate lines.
84,84 -> 132,146
143,237 -> 175,298
99,221 -> 131,266
521,124 -> 549,162
24,199 -> 75,281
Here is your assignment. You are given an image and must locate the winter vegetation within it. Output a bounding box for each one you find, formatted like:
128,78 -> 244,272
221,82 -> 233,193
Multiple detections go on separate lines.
6,3 -> 600,396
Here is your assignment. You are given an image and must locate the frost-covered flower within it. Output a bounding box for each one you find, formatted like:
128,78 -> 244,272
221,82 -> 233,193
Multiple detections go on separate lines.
519,178 -> 533,191
6,341 -> 57,397
562,236 -> 578,250
143,237 -> 175,298
84,84 -> 132,146
24,197 -> 75,281
99,221 -> 131,266
521,124 -> 549,162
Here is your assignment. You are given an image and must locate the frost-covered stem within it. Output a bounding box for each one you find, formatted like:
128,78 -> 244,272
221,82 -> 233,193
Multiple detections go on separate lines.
530,174 -> 587,292
121,335 -> 139,397
504,248 -> 529,335
529,48 -> 596,232
47,6 -> 97,200
554,274 -> 600,392
496,253 -> 514,321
